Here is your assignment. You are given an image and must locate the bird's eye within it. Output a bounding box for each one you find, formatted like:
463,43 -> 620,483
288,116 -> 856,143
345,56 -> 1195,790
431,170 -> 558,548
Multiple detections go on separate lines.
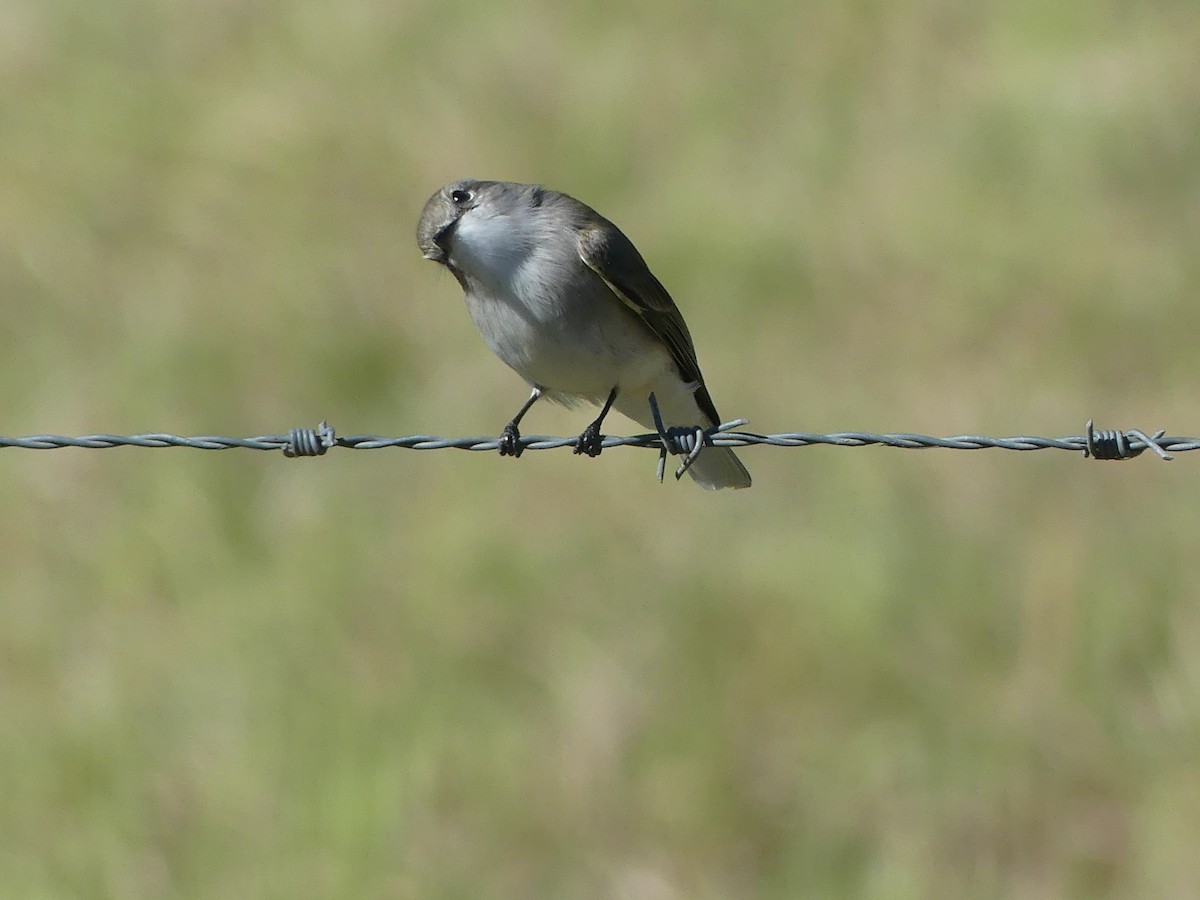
450,188 -> 472,205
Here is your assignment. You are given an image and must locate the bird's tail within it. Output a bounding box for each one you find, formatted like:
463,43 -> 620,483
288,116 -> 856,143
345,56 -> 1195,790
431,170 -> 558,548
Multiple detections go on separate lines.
686,443 -> 752,490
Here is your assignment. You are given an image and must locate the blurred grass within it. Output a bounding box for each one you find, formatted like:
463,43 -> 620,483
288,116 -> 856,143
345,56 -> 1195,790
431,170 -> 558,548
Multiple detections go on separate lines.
2,0 -> 1199,897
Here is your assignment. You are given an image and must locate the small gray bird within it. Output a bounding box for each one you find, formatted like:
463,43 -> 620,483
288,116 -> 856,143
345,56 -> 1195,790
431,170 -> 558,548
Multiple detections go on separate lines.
417,180 -> 751,490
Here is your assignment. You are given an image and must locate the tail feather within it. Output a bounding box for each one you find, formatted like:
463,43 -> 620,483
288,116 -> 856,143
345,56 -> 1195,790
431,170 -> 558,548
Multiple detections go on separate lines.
685,444 -> 752,490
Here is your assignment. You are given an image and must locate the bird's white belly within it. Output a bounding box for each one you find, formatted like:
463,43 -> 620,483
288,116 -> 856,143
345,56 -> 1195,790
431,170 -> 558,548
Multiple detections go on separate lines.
449,213 -> 673,404
463,288 -> 670,403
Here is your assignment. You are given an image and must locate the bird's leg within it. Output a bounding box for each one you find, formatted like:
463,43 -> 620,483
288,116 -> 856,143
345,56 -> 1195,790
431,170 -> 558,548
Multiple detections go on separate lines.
499,387 -> 542,458
574,387 -> 618,458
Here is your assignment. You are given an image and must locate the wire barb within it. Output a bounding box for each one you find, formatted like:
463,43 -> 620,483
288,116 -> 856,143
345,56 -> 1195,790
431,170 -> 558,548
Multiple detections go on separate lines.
1083,419 -> 1173,461
645,393 -> 748,481
283,420 -> 337,458
648,392 -> 706,482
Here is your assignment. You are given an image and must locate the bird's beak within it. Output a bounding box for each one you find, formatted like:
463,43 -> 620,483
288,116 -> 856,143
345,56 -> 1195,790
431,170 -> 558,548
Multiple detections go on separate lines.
425,219 -> 460,261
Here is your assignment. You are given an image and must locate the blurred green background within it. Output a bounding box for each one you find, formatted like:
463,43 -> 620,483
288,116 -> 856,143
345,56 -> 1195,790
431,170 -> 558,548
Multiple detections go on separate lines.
2,0 -> 1199,897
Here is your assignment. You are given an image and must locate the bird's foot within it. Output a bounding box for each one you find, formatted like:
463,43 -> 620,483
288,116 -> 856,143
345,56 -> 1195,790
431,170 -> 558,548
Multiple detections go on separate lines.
499,423 -> 524,458
573,422 -> 605,458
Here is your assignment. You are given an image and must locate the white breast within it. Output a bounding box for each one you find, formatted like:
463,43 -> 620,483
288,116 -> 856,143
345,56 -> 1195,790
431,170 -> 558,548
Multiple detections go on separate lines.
448,209 -> 674,403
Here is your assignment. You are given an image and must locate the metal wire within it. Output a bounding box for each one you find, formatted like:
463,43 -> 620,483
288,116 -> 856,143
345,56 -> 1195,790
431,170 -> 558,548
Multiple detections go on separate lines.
0,418 -> 1192,461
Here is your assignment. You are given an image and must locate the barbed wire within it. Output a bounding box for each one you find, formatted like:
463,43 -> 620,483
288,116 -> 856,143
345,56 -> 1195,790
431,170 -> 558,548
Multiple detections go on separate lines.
1,417 -> 1191,478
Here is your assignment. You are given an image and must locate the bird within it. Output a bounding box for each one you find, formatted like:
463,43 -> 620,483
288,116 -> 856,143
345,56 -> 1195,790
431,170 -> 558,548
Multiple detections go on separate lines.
416,179 -> 751,490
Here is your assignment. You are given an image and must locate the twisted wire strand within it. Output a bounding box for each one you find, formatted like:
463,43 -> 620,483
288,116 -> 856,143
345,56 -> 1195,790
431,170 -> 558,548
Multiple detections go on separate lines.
0,419 -> 1192,460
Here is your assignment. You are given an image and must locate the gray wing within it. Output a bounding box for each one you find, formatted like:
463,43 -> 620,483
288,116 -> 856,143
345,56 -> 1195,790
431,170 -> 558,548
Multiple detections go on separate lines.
576,220 -> 722,424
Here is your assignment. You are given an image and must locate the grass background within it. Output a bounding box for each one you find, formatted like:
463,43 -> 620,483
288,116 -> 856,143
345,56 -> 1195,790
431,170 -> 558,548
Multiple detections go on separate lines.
2,0 -> 1199,896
